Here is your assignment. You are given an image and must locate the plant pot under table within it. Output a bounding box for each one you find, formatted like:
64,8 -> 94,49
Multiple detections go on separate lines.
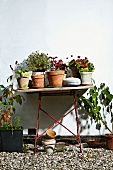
0,129 -> 23,152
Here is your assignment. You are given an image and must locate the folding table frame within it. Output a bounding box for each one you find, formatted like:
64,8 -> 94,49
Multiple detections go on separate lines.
16,86 -> 92,154
33,87 -> 92,154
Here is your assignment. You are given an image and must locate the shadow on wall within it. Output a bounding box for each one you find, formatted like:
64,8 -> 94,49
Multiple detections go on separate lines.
78,106 -> 91,134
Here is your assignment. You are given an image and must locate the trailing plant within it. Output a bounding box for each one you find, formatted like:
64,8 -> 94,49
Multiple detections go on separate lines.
78,82 -> 113,134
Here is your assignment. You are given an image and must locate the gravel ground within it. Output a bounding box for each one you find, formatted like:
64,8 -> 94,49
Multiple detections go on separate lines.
0,145 -> 113,170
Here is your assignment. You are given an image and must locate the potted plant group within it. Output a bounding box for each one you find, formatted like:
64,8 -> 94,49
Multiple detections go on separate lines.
68,56 -> 95,85
0,84 -> 24,152
26,50 -> 50,88
46,57 -> 67,87
79,82 -> 113,150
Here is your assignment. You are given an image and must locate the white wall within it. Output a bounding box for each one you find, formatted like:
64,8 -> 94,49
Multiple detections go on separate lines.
0,0 -> 113,135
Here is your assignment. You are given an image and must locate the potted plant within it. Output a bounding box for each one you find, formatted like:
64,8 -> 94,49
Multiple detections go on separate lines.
26,50 -> 50,88
0,84 -> 24,152
9,61 -> 31,89
79,82 -> 113,149
26,50 -> 50,73
68,56 -> 95,85
46,57 -> 66,87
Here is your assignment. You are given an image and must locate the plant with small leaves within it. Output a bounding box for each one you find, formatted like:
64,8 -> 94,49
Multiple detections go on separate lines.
26,51 -> 50,72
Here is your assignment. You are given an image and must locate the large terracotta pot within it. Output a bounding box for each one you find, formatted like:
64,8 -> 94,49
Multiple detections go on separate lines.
47,70 -> 65,87
31,74 -> 44,88
105,134 -> 113,150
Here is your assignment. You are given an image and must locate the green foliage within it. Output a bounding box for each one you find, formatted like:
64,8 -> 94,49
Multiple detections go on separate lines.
16,69 -> 30,78
0,84 -> 24,130
26,50 -> 50,72
79,82 -> 113,133
13,116 -> 22,130
10,61 -> 31,78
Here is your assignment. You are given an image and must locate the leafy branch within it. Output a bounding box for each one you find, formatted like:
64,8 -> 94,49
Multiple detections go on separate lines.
79,83 -> 113,134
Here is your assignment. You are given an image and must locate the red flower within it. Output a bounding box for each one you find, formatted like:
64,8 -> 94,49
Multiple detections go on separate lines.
58,59 -> 63,65
76,59 -> 82,62
82,64 -> 87,68
54,60 -> 57,63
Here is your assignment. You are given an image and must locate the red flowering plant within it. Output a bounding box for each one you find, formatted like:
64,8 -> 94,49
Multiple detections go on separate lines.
68,55 -> 95,73
49,57 -> 67,72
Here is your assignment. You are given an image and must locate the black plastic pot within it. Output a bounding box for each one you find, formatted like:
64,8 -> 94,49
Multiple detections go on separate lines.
0,129 -> 23,152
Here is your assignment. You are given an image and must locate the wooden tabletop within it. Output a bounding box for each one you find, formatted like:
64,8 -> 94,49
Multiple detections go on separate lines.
15,85 -> 93,93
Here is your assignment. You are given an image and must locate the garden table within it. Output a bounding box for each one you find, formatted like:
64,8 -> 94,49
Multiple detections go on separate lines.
16,85 -> 93,153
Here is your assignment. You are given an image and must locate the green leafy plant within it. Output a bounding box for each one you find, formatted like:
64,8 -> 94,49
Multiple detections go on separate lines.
0,84 -> 24,130
9,61 -> 31,79
79,82 -> 113,134
26,50 -> 50,72
68,55 -> 95,72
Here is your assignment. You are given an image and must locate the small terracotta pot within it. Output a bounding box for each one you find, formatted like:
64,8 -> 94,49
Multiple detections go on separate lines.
46,129 -> 56,139
70,67 -> 80,78
31,74 -> 44,88
105,134 -> 113,150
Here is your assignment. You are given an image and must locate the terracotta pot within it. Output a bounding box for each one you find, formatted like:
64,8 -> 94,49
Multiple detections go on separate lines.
70,67 -> 80,78
17,77 -> 29,89
46,129 -> 56,139
105,134 -> 113,150
47,70 -> 65,87
31,74 -> 44,88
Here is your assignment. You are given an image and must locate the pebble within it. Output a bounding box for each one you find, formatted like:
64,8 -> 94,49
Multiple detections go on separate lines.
0,145 -> 113,170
